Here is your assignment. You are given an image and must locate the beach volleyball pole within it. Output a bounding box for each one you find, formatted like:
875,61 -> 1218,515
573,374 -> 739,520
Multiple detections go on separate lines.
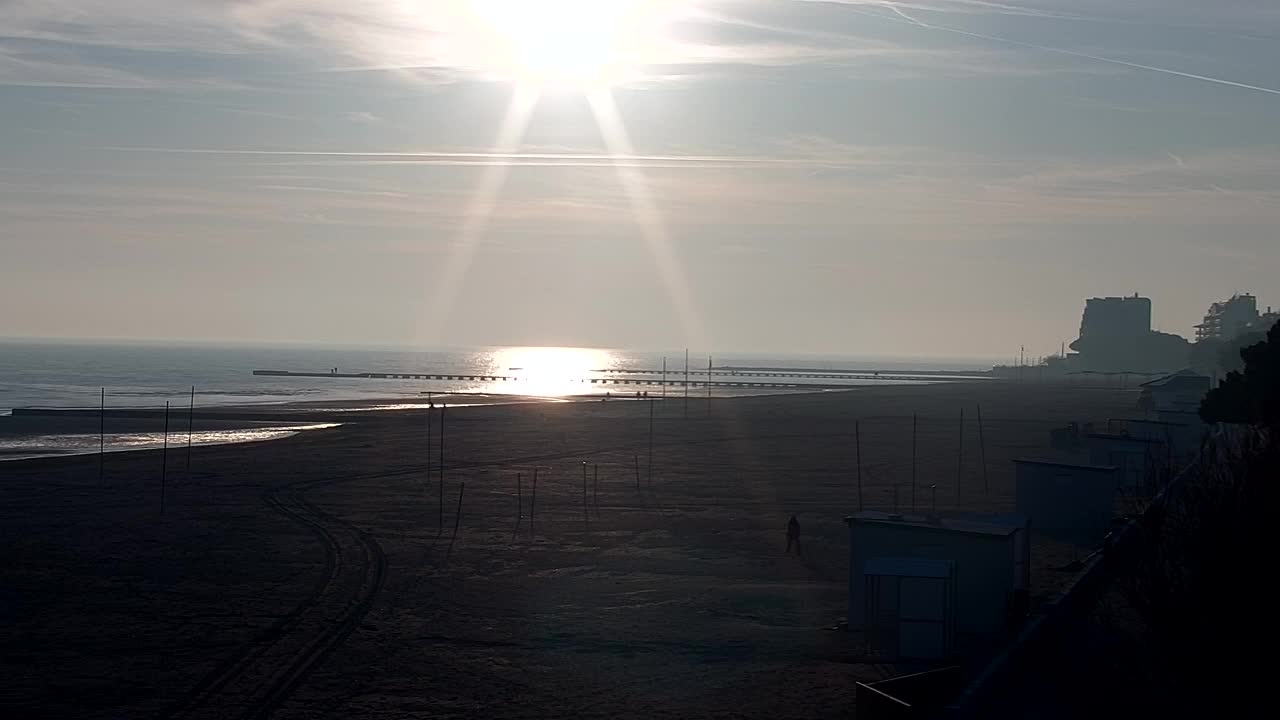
186,386 -> 195,480
99,388 -> 105,483
855,420 -> 863,512
956,407 -> 964,506
911,413 -> 918,512
648,398 -> 655,488
161,401 -> 170,516
977,404 -> 989,499
438,404 -> 446,535
447,482 -> 465,561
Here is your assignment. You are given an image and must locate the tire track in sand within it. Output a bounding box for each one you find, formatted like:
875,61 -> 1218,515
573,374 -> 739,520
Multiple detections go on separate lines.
159,477 -> 386,720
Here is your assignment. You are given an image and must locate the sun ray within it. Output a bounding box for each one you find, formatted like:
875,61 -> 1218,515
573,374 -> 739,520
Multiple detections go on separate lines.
586,88 -> 704,348
421,85 -> 539,345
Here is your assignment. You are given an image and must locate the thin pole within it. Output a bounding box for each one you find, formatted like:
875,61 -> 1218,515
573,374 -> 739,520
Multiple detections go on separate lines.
956,408 -> 964,506
706,355 -> 712,413
185,386 -> 195,480
634,454 -> 640,491
447,482 -> 465,559
593,464 -> 599,509
647,397 -> 655,487
426,396 -> 433,490
161,401 -> 170,516
911,413 -> 918,512
683,348 -> 690,418
582,462 -> 589,528
531,468 -> 538,530
515,472 -> 522,539
855,420 -> 863,512
438,404 -> 446,535
977,404 -> 989,498
99,387 -> 105,483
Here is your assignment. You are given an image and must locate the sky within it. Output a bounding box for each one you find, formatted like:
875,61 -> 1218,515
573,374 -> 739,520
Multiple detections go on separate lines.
2,0 -> 1279,358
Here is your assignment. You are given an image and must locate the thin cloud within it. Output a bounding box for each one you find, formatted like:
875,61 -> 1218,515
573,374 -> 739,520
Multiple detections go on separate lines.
834,1 -> 1280,97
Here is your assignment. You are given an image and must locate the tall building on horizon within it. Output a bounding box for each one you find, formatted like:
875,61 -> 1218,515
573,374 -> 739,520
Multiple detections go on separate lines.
1195,294 -> 1261,342
1068,294 -> 1189,373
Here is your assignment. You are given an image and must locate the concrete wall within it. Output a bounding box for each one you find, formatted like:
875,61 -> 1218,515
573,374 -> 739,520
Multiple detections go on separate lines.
1015,461 -> 1117,546
848,519 -> 1016,635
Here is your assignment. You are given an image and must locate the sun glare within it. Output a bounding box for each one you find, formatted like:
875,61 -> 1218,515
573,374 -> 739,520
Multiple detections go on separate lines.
493,347 -> 614,396
469,0 -> 676,90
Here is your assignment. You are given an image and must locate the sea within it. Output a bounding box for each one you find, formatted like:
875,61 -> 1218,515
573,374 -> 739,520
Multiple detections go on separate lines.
0,339 -> 997,461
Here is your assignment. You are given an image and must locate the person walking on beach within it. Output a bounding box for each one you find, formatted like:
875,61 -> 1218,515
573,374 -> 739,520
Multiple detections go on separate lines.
786,515 -> 802,556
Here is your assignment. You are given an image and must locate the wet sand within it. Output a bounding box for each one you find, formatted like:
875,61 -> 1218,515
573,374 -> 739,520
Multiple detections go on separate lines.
0,382 -> 1137,719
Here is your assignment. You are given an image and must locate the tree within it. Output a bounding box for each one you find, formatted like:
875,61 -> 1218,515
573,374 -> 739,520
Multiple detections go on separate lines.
1199,321 -> 1280,426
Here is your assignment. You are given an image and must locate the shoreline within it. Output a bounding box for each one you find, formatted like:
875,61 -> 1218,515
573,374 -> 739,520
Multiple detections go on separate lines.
0,386 -> 880,463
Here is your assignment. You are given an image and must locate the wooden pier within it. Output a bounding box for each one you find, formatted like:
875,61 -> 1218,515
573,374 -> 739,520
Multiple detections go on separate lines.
251,369 -> 915,391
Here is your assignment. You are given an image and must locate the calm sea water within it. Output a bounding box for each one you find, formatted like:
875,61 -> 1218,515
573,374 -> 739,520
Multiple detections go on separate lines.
0,341 -> 996,461
0,340 -> 996,413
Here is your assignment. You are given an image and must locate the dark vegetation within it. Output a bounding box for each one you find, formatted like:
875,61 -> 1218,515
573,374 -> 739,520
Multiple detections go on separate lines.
1078,325 -> 1279,716
1199,321 -> 1280,426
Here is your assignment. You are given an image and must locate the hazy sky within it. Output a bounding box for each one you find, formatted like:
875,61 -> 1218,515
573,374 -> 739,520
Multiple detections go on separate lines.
3,1 -> 1279,357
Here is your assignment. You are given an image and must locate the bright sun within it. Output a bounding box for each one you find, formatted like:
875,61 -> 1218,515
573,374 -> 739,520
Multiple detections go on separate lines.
468,0 -> 676,90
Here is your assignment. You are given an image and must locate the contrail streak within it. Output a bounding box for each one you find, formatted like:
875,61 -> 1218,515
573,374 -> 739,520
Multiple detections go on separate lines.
99,147 -> 782,165
854,3 -> 1280,97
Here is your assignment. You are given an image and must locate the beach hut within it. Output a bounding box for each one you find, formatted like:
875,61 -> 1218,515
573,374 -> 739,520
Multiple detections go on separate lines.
1117,418 -> 1200,460
1139,370 -> 1211,412
1014,459 -> 1117,546
864,557 -> 957,660
1086,433 -> 1164,491
844,512 -> 1028,636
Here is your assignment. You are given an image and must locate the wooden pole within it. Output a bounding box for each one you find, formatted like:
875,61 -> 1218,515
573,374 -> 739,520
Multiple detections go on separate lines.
531,467 -> 538,530
956,407 -> 964,506
911,413 -> 918,512
706,355 -> 712,413
514,472 -> 522,539
161,401 -> 170,516
977,404 -> 989,498
582,462 -> 589,528
647,397 -> 655,487
593,464 -> 599,509
439,404 -> 446,535
855,420 -> 863,512
426,395 -> 433,490
185,385 -> 195,480
99,387 -> 105,483
447,482 -> 465,559
684,348 -> 689,418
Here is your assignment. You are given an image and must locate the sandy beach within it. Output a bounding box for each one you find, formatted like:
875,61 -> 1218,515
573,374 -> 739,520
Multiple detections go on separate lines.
0,382 -> 1137,719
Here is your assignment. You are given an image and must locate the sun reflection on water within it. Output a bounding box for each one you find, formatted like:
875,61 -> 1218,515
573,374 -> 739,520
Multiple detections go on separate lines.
490,346 -> 615,397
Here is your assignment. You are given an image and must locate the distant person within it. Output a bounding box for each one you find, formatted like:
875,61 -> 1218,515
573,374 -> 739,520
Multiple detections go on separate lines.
786,515 -> 802,556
